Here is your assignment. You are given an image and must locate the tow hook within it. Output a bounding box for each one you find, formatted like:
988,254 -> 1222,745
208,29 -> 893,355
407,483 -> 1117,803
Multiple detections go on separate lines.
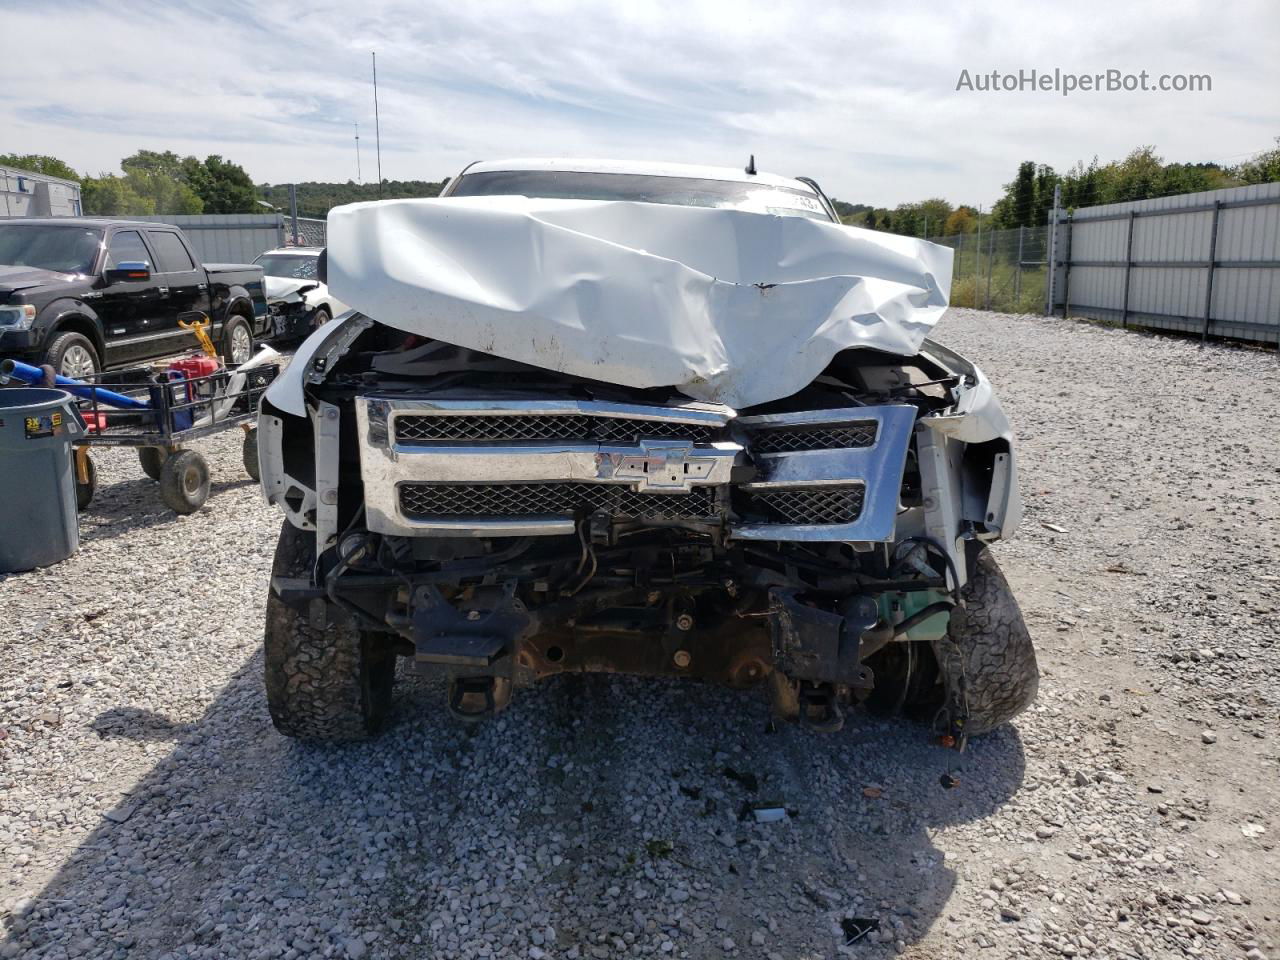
797,682 -> 844,734
446,676 -> 512,722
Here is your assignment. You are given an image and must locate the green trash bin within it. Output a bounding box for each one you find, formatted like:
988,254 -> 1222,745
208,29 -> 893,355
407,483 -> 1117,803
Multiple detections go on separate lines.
0,388 -> 86,573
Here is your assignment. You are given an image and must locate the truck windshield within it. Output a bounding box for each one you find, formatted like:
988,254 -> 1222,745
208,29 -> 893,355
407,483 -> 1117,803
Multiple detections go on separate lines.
255,254 -> 319,280
448,171 -> 832,221
0,224 -> 103,275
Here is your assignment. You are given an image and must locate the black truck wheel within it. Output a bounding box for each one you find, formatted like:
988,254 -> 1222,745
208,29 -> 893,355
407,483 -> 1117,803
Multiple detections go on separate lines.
865,548 -> 1038,736
138,446 -> 165,481
933,548 -> 1039,735
45,332 -> 100,380
159,449 -> 210,514
220,316 -> 254,365
264,521 -> 396,740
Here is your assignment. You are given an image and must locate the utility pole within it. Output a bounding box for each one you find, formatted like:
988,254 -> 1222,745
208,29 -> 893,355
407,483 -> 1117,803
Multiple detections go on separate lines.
288,183 -> 299,245
985,222 -> 995,309
372,52 -> 383,199
354,121 -> 362,184
1044,183 -> 1061,316
975,205 -> 983,302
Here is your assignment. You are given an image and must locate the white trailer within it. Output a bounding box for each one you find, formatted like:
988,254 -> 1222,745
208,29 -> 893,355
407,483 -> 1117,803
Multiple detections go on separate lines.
1,165 -> 82,217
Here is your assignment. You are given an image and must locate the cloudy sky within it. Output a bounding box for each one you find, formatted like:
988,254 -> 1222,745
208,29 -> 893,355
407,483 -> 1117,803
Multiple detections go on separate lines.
3,0 -> 1276,207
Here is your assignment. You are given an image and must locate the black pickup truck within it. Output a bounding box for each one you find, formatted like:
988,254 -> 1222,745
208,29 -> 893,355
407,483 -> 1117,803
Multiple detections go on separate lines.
0,218 -> 267,377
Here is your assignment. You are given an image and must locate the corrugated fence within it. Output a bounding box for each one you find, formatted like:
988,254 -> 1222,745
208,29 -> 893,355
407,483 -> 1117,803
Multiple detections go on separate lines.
131,214 -> 286,264
1048,182 -> 1280,345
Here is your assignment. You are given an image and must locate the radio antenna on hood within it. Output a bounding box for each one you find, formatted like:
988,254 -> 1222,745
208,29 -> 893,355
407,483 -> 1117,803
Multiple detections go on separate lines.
745,154 -> 757,175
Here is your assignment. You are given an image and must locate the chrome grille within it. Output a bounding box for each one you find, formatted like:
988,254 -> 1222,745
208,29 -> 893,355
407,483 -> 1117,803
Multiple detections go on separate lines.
400,482 -> 719,521
749,485 -> 866,525
746,422 -> 877,453
396,414 -> 716,445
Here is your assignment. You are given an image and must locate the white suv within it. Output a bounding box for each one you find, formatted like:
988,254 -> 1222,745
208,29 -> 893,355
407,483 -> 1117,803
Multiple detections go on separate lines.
255,246 -> 349,341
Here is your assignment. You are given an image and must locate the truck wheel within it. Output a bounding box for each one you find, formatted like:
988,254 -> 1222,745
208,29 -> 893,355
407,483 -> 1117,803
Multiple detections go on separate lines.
159,449 -> 210,514
137,446 -> 165,481
242,427 -> 260,482
263,521 -> 396,740
932,548 -> 1039,736
864,549 -> 1038,736
220,316 -> 253,365
311,307 -> 331,331
45,332 -> 100,380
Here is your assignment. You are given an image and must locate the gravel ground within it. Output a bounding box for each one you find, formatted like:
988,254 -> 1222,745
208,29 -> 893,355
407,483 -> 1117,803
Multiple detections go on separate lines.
2,308 -> 1278,960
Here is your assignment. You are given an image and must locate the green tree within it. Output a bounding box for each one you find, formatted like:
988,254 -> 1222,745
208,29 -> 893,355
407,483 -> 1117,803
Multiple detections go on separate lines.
127,168 -> 203,214
830,198 -> 872,219
81,175 -> 151,215
1010,161 -> 1036,227
992,161 -> 1037,229
121,149 -> 186,180
181,155 -> 258,213
257,178 -> 448,217
1032,164 -> 1059,225
0,153 -> 81,182
943,206 -> 977,235
1233,138 -> 1280,184
81,167 -> 203,216
914,198 -> 953,237
119,150 -> 257,214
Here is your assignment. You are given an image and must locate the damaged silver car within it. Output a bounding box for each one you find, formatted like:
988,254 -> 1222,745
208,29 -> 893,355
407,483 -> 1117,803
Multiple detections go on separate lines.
257,158 -> 1038,743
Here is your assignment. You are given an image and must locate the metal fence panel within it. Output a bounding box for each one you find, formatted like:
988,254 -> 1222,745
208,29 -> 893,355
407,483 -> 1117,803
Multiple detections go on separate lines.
1048,181 -> 1280,344
131,213 -> 285,264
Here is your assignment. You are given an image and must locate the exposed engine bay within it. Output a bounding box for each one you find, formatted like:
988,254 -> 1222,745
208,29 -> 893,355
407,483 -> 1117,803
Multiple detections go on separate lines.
260,317 -> 1019,739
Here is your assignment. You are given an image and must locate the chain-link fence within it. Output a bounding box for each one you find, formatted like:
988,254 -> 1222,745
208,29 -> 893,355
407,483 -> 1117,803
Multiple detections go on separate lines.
282,216 -> 327,248
927,225 -> 1050,314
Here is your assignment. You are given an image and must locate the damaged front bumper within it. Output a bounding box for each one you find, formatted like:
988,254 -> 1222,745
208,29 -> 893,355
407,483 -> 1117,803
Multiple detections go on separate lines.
258,319 -> 1020,732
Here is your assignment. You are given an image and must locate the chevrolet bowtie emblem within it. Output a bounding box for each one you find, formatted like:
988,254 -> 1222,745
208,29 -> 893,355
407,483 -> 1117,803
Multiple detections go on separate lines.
608,441 -> 717,492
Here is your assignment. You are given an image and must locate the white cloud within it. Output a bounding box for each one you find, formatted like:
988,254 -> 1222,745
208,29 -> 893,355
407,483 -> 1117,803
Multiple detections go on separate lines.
1,0 -> 1275,206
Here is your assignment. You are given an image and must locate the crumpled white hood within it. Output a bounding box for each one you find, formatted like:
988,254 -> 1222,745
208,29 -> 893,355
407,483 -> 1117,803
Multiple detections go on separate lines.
315,196 -> 953,409
263,276 -> 314,302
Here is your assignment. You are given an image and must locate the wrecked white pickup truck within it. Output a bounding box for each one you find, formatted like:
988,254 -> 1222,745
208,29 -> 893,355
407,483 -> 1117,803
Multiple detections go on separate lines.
257,158 -> 1037,742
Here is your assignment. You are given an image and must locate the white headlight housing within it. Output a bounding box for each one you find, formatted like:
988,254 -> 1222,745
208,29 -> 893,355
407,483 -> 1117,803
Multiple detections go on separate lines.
0,305 -> 36,329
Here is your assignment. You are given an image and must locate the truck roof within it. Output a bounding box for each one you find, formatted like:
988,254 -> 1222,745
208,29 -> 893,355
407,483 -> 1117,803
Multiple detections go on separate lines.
0,217 -> 179,229
459,158 -> 818,194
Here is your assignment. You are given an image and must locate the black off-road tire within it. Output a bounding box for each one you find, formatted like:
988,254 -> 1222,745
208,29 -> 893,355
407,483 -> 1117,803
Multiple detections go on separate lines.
137,446 -> 165,481
263,521 -> 396,741
935,548 -> 1039,735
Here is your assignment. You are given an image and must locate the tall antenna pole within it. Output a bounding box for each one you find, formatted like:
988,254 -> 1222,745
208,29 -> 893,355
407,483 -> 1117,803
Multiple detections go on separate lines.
372,52 -> 383,198
354,121 -> 362,184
